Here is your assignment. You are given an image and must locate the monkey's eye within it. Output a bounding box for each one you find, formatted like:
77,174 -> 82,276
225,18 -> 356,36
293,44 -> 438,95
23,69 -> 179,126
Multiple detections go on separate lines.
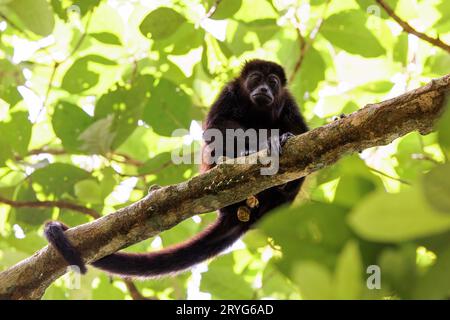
268,76 -> 279,88
249,73 -> 262,82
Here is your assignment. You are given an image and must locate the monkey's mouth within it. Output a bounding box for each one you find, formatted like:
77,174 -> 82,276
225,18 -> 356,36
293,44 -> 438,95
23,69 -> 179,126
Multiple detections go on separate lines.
252,93 -> 273,105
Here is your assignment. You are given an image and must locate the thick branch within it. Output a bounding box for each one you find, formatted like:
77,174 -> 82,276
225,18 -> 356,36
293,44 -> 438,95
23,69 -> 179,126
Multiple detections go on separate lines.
0,75 -> 449,299
376,0 -> 450,53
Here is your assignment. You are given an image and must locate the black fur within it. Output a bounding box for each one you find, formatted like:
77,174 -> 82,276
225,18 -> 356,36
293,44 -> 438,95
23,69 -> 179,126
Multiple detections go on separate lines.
44,60 -> 308,277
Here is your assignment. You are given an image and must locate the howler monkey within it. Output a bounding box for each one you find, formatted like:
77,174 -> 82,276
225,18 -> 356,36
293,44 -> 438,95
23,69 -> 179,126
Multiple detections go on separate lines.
45,59 -> 309,277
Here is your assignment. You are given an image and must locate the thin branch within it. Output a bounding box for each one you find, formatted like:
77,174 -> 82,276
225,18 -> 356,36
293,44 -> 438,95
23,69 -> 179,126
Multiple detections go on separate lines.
28,148 -> 66,156
38,10 -> 94,117
290,0 -> 331,83
39,62 -> 59,116
111,152 -> 144,167
66,10 -> 93,60
375,0 -> 450,54
367,166 -> 411,185
0,12 -> 28,37
411,153 -> 441,164
123,279 -> 156,300
0,196 -> 100,219
0,74 -> 449,299
204,0 -> 223,20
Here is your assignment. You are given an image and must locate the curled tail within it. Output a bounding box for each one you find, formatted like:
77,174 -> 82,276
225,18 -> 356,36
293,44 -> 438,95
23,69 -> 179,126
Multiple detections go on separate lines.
44,213 -> 249,277
44,221 -> 87,274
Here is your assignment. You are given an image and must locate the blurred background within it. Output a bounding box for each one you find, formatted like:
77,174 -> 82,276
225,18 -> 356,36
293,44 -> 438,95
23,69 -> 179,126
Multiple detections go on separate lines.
0,0 -> 449,300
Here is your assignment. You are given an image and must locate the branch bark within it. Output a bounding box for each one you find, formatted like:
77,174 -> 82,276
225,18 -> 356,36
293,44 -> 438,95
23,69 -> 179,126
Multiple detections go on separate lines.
0,74 -> 449,299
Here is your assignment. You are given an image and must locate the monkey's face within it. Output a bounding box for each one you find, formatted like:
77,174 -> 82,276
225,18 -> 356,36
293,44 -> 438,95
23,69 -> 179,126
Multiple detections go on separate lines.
245,72 -> 280,107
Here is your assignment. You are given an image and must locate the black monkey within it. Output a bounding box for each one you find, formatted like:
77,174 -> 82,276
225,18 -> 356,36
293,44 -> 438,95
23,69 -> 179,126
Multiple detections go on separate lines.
44,59 -> 309,277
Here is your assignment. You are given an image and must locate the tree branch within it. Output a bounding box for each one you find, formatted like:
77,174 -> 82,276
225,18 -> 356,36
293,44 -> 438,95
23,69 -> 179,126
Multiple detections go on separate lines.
0,74 -> 449,299
290,0 -> 331,83
0,196 -> 100,219
375,0 -> 450,53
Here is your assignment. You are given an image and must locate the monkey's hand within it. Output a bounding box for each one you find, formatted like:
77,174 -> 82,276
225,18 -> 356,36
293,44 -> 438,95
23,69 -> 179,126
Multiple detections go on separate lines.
267,132 -> 295,156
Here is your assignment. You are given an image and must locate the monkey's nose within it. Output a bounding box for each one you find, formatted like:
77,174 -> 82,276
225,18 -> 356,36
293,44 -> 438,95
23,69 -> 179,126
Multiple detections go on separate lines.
260,87 -> 268,93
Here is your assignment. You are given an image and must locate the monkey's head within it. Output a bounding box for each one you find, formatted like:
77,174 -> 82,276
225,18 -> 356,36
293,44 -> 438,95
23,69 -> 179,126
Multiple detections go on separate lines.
240,60 -> 287,108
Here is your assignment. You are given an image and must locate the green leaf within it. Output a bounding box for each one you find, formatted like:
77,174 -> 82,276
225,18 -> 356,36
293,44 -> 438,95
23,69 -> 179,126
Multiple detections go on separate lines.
395,132 -> 435,181
139,151 -> 197,185
413,245 -> 450,299
348,186 -> 450,242
433,1 -> 450,33
378,245 -> 417,298
234,0 -> 277,22
74,179 -> 102,204
334,175 -> 377,208
89,32 -> 122,45
99,167 -> 118,200
7,0 -> 55,36
10,181 -> 51,228
95,75 -> 153,149
0,59 -> 24,106
61,55 -> 117,94
201,254 -> 253,299
393,33 -> 408,65
436,98 -> 450,151
260,203 -> 351,275
360,81 -> 394,93
52,101 -> 94,153
139,7 -> 186,40
5,230 -> 47,253
50,0 -> 101,20
425,52 -> 450,77
355,0 -> 399,19
79,115 -> 116,154
209,0 -> 242,20
142,78 -> 193,137
422,164 -> 450,213
321,10 -> 386,57
138,152 -> 172,175
92,274 -> 126,300
30,163 -> 91,197
290,46 -> 326,99
0,111 -> 32,165
334,241 -> 363,299
152,22 -> 204,55
292,261 -> 333,299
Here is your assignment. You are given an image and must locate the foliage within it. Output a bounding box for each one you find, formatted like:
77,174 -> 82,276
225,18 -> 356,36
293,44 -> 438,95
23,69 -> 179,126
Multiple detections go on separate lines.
0,0 -> 449,300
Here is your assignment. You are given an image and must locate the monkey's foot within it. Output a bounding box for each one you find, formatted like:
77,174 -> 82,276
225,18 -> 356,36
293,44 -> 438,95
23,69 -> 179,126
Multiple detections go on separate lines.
332,113 -> 346,121
267,132 -> 295,156
246,195 -> 259,208
280,132 -> 295,147
148,184 -> 161,194
237,206 -> 251,222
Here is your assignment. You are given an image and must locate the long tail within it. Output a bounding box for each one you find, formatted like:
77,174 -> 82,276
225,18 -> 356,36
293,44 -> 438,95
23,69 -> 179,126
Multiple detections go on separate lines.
45,213 -> 249,277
